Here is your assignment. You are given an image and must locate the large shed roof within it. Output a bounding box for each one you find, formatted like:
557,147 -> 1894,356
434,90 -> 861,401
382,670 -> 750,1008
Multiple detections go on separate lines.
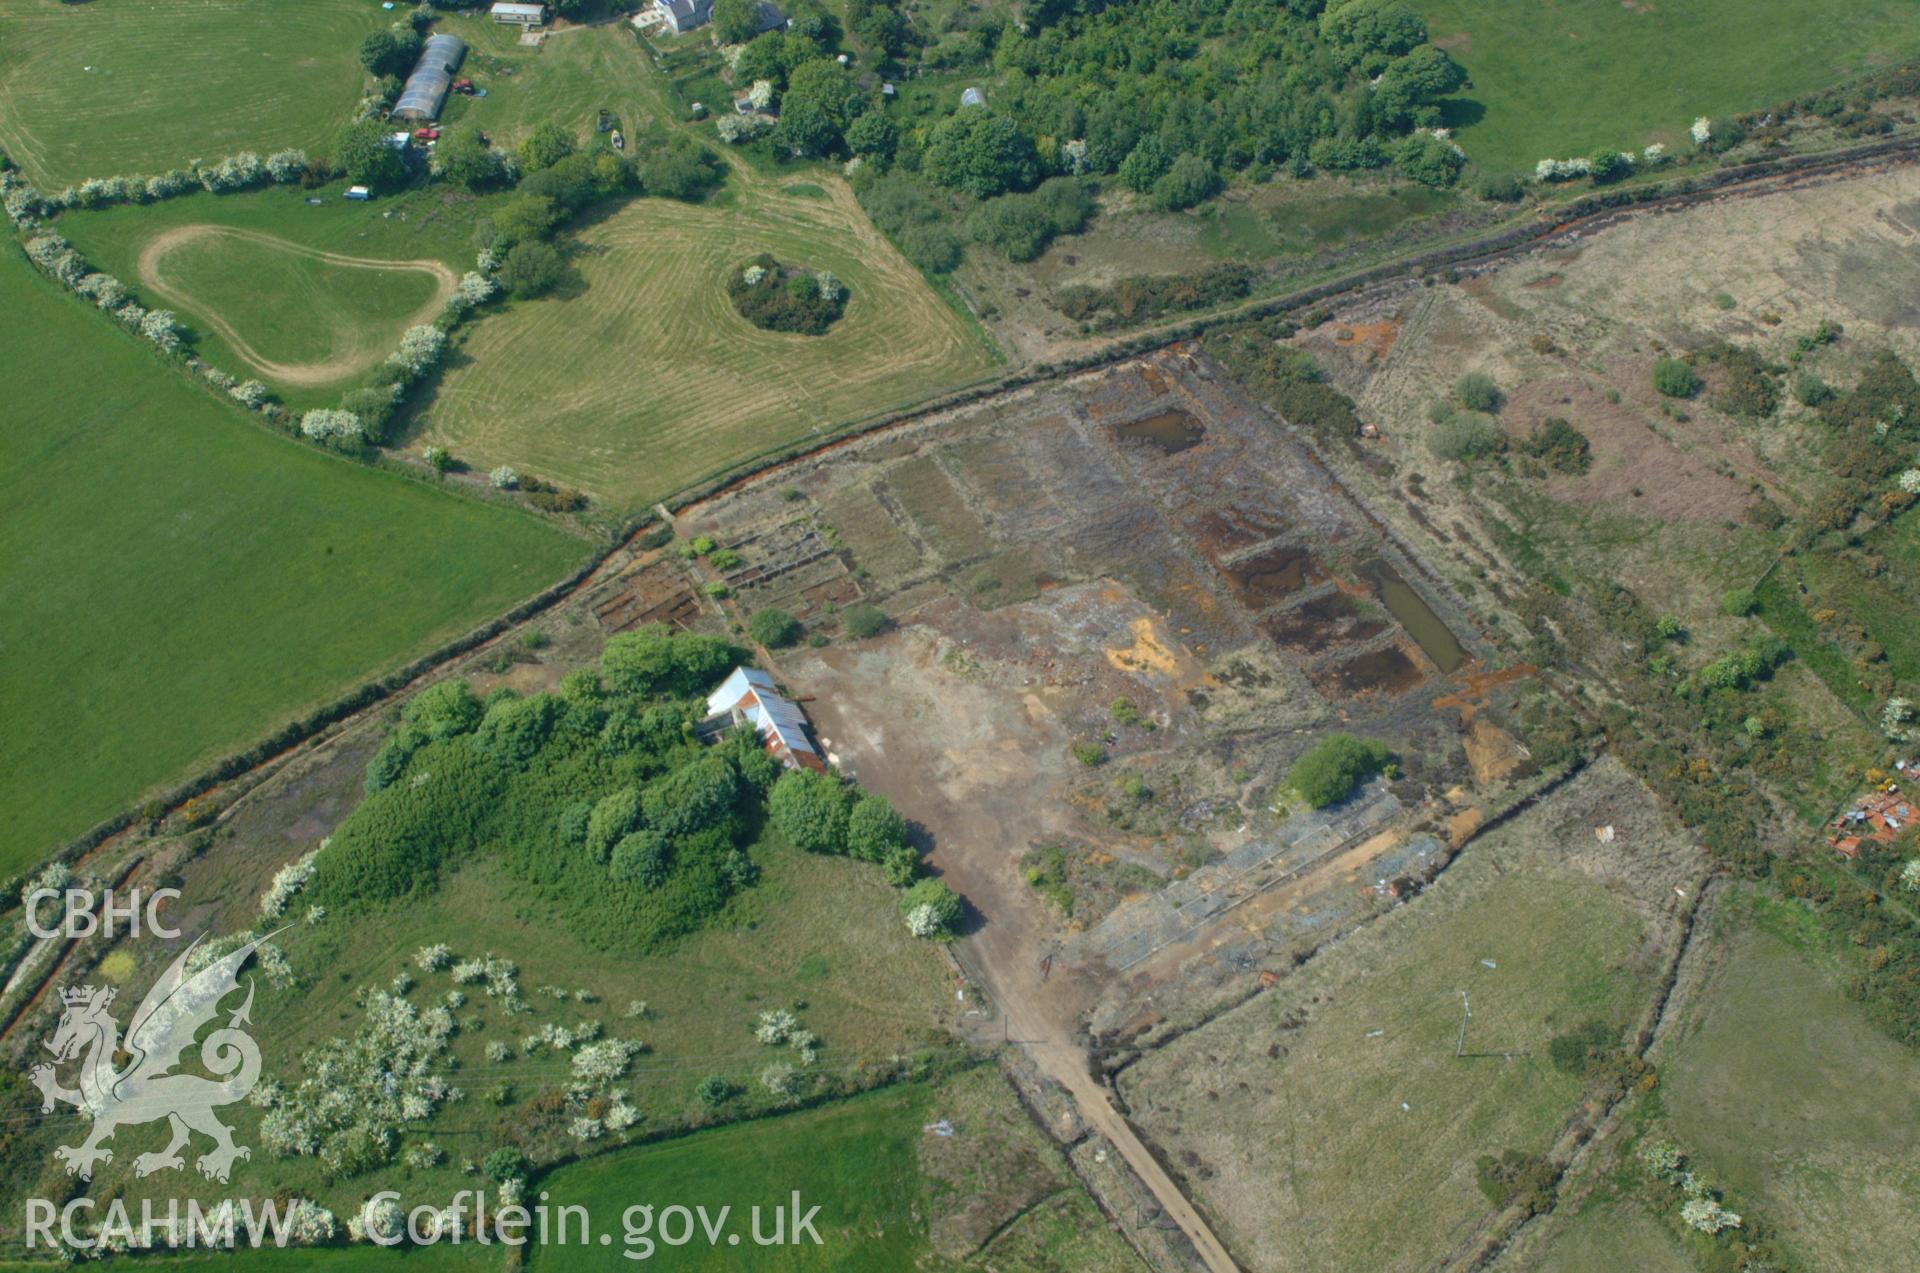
392,33 -> 466,121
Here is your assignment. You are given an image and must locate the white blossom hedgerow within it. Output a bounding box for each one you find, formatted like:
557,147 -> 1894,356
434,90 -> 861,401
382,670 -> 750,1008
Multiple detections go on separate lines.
490,465 -> 520,490
140,309 -> 181,350
1533,156 -> 1591,182
1900,859 -> 1920,892
1898,469 -> 1920,494
301,409 -> 365,443
759,1062 -> 796,1097
260,848 -> 322,919
1680,1197 -> 1741,1233
415,943 -> 453,972
281,1199 -> 336,1245
1691,116 -> 1712,145
456,271 -> 497,306
350,1195 -> 405,1244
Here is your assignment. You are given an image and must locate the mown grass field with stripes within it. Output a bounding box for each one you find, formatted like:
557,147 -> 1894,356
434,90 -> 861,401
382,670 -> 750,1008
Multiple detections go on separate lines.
422,177 -> 1002,514
0,0 -> 383,189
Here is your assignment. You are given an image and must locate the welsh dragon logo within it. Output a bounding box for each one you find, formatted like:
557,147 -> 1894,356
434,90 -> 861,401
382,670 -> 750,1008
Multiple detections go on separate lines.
31,933 -> 270,1183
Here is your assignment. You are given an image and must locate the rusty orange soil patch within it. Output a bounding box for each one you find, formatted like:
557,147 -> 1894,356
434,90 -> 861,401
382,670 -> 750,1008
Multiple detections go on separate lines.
1106,612 -> 1211,689
1445,806 -> 1485,847
1331,319 -> 1402,363
1462,717 -> 1530,785
1433,662 -> 1537,723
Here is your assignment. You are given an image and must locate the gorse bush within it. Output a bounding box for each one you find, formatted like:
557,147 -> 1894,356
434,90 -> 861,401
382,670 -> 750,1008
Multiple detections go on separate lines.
1653,356 -> 1700,398
748,608 -> 802,648
1454,372 -> 1503,413
1288,734 -> 1392,808
1429,411 -> 1505,461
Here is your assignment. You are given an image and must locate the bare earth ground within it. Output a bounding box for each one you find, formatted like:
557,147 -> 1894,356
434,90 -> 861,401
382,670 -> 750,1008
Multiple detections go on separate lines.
662,347 -> 1555,1267
136,223 -> 457,387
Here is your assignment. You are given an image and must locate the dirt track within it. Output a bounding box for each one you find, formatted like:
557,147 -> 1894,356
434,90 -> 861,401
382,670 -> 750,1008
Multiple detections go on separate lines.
136,223 -> 457,387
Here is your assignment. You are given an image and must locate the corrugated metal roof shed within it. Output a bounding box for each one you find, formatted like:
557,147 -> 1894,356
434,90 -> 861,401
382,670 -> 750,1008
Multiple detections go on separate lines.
392,33 -> 466,121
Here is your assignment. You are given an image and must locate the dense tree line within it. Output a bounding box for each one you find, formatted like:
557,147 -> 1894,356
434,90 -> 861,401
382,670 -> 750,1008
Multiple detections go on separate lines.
713,0 -> 1468,287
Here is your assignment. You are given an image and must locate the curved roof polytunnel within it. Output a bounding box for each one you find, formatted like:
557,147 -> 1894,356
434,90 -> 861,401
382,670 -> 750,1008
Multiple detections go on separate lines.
391,34 -> 466,121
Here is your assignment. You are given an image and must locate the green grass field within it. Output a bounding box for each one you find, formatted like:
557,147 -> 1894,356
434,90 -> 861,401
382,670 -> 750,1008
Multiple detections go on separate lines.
423,176 -> 1001,514
1422,0 -> 1920,173
531,1086 -> 933,1270
0,0 -> 383,189
529,1066 -> 1140,1270
142,225 -> 451,380
1656,894 -> 1920,1270
0,247 -> 584,874
57,182 -> 496,408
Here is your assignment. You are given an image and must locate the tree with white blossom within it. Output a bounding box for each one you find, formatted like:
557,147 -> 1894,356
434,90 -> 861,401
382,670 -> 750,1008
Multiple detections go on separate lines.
301,409 -> 365,445
141,309 -> 181,350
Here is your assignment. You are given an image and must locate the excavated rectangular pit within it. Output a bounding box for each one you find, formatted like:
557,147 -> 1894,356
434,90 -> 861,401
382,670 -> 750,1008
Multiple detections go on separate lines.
1221,545 -> 1321,609
1114,409 -> 1205,454
1259,591 -> 1387,652
1321,644 -> 1426,696
1181,506 -> 1293,560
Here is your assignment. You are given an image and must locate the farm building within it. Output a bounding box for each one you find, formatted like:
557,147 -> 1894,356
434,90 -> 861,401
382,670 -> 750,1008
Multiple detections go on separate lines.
391,33 -> 466,122
490,1 -> 547,23
654,0 -> 713,34
703,667 -> 826,772
1828,788 -> 1915,858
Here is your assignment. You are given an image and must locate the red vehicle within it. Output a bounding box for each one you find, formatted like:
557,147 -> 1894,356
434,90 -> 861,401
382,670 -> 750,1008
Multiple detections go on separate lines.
413,128 -> 440,141
452,78 -> 475,94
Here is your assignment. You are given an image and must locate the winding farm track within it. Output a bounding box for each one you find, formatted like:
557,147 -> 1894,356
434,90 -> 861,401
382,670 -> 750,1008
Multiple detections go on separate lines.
136,224 -> 458,387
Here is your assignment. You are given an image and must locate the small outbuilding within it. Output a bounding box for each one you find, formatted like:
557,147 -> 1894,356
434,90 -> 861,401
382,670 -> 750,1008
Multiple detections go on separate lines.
391,33 -> 467,122
704,667 -> 826,772
654,0 -> 713,34
959,86 -> 985,108
490,2 -> 547,24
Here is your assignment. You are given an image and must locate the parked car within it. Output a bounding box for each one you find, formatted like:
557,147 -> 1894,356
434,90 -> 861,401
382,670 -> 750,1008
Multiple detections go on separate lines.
413,128 -> 441,142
